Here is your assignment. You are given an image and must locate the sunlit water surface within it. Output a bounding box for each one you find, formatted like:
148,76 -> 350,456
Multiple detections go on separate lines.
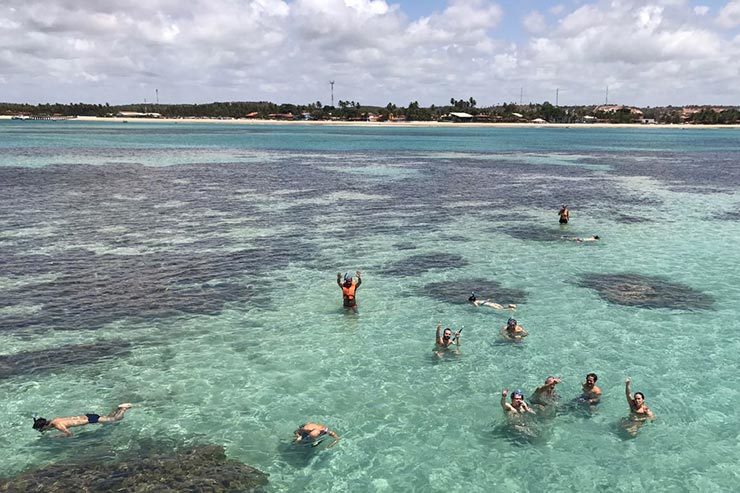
1,121 -> 739,492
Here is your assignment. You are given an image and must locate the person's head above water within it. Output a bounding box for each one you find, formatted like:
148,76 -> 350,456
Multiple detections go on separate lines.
507,318 -> 517,327
511,389 -> 524,401
586,373 -> 598,384
32,417 -> 49,432
593,235 -> 600,240
468,292 -> 476,302
443,328 -> 452,340
343,272 -> 353,286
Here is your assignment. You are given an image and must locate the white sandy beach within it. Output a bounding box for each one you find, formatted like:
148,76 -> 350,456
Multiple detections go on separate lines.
2,114 -> 739,129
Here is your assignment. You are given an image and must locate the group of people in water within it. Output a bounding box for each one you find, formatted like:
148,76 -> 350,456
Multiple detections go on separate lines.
30,206 -> 642,446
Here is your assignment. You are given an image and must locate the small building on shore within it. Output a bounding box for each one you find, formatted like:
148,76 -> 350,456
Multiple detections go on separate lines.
116,111 -> 162,118
448,112 -> 473,122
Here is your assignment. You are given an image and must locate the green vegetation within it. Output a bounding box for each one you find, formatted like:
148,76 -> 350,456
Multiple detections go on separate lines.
1,100 -> 738,124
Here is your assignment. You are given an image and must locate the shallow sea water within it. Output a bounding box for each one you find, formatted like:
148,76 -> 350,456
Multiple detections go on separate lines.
1,121 -> 739,492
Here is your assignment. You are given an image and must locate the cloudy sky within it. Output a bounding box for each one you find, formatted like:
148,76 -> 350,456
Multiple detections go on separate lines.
2,0 -> 739,106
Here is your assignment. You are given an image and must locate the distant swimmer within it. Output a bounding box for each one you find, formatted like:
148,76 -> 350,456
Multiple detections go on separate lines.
337,271 -> 362,312
570,235 -> 600,243
577,373 -> 602,405
434,322 -> 461,357
500,318 -> 528,341
501,389 -> 535,416
558,204 -> 570,224
530,377 -> 562,408
32,403 -> 133,437
468,292 -> 516,310
294,422 -> 340,448
622,377 -> 655,436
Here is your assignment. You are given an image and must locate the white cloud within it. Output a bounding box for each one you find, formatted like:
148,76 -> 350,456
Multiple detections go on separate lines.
523,10 -> 547,33
717,0 -> 740,28
694,5 -> 710,16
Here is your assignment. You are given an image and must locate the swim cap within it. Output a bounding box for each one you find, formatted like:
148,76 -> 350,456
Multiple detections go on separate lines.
512,389 -> 524,398
507,318 -> 517,325
343,272 -> 352,281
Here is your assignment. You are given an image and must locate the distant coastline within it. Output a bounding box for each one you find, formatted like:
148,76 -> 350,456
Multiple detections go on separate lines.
2,115 -> 739,129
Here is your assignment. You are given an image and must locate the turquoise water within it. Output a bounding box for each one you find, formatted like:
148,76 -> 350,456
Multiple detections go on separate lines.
1,121 -> 739,491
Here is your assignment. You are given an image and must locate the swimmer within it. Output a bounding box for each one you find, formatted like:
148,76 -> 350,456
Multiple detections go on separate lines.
530,376 -> 561,407
337,270 -> 362,312
434,322 -> 461,357
558,204 -> 570,224
293,422 -> 340,448
32,403 -> 133,437
577,373 -> 602,405
500,389 -> 535,416
500,318 -> 528,341
574,235 -> 600,243
468,292 -> 516,310
623,377 -> 655,436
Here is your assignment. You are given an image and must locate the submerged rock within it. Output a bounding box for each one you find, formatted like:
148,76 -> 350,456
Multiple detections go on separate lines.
0,340 -> 131,380
500,225 -> 569,242
379,253 -> 468,277
420,278 -> 527,306
577,273 -> 713,310
0,445 -> 268,493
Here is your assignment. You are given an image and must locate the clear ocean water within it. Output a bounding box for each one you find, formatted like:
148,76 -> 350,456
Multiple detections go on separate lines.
1,121 -> 739,492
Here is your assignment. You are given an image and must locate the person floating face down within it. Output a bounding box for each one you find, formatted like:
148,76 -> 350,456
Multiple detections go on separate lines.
337,271 -> 362,311
558,204 -> 570,224
32,403 -> 133,437
468,292 -> 517,310
293,422 -> 340,448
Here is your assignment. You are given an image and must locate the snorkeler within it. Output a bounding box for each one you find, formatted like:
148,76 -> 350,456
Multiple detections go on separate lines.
468,292 -> 516,310
558,204 -> 570,224
32,403 -> 133,437
499,318 -> 528,341
337,271 -> 361,312
293,422 -> 340,448
434,322 -> 461,357
577,373 -> 602,405
530,377 -> 562,407
500,389 -> 535,416
573,235 -> 600,243
622,377 -> 655,436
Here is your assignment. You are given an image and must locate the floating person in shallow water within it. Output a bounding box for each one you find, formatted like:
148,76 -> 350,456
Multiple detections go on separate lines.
501,389 -> 535,416
576,373 -> 602,405
530,377 -> 562,410
499,318 -> 528,341
32,403 -> 133,437
621,377 -> 655,436
558,204 -> 570,224
468,292 -> 516,310
434,322 -> 461,357
337,271 -> 361,312
563,235 -> 600,243
293,422 -> 340,448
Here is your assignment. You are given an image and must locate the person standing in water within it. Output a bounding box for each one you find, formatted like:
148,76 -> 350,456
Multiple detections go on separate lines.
32,403 -> 133,437
622,377 -> 655,436
531,376 -> 562,408
500,389 -> 535,416
558,204 -> 570,224
337,271 -> 361,312
434,322 -> 461,357
578,373 -> 602,405
500,318 -> 528,341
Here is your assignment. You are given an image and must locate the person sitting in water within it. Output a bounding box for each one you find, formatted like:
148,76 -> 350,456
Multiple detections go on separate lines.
577,373 -> 602,405
530,376 -> 561,407
337,271 -> 361,312
558,204 -> 570,224
501,389 -> 535,416
32,403 -> 133,437
468,292 -> 516,310
293,422 -> 340,448
500,318 -> 528,341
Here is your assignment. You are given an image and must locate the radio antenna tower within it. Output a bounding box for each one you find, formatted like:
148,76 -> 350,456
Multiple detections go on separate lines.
330,81 -> 335,107
556,88 -> 559,107
156,89 -> 159,105
605,86 -> 609,105
519,87 -> 523,105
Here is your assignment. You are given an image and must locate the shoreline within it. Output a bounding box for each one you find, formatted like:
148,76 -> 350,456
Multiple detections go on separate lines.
2,114 -> 739,129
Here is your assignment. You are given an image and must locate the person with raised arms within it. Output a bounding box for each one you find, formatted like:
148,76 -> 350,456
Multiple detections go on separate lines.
434,322 -> 461,357
500,389 -> 535,416
337,270 -> 361,312
622,377 -> 655,436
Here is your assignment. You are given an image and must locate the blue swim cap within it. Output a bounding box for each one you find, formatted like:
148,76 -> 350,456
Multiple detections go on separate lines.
513,389 -> 524,398
344,272 -> 352,281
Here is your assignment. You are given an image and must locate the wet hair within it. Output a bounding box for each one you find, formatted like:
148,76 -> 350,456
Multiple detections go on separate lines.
587,373 -> 598,382
634,392 -> 645,400
507,318 -> 517,326
594,235 -> 600,240
32,417 -> 49,431
468,292 -> 476,302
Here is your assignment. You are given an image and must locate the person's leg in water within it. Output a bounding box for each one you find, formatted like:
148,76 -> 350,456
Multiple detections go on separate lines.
97,403 -> 133,424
